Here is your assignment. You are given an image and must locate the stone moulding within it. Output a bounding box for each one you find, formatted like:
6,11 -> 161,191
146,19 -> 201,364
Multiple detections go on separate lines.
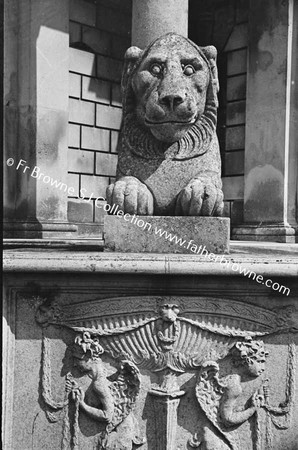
36,295 -> 296,333
4,248 -> 298,277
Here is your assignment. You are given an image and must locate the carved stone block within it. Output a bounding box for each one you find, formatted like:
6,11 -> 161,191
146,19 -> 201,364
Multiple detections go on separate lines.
104,215 -> 230,254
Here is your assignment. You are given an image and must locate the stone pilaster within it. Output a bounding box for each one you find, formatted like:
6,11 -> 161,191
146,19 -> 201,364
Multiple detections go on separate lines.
3,0 -> 77,238
232,0 -> 298,242
132,0 -> 188,48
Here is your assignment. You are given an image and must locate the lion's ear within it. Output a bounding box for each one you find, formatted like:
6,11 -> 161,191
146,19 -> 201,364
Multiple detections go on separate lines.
200,45 -> 219,106
121,46 -> 143,91
200,46 -> 219,91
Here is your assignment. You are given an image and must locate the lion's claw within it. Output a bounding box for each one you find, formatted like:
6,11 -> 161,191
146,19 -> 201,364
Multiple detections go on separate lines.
106,176 -> 154,215
175,177 -> 224,216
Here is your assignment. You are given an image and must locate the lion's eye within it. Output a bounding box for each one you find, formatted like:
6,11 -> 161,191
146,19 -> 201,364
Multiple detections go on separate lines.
150,64 -> 163,76
183,65 -> 195,76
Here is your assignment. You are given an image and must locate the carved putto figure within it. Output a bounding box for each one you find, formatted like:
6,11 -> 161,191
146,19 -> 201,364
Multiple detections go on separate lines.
69,332 -> 145,450
106,33 -> 224,216
189,338 -> 269,450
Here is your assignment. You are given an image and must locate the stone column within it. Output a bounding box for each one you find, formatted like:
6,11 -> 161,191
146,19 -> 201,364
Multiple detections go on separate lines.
233,0 -> 298,242
3,0 -> 77,238
132,0 -> 188,48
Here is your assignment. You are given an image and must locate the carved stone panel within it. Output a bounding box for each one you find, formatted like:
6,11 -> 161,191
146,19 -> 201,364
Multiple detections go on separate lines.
4,285 -> 298,450
28,295 -> 298,450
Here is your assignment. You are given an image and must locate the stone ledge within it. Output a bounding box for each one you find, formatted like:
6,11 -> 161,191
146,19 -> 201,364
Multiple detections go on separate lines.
3,245 -> 298,277
3,238 -> 104,250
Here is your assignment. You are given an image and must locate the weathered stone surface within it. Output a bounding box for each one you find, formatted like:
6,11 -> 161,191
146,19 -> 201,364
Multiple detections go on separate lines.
104,215 -> 230,253
106,33 -> 224,217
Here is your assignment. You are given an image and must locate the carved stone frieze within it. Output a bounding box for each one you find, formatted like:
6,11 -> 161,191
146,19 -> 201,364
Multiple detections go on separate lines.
34,296 -> 297,450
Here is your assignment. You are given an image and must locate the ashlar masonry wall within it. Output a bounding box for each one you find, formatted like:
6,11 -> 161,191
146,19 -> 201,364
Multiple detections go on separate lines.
221,9 -> 248,226
67,0 -> 131,236
189,0 -> 248,228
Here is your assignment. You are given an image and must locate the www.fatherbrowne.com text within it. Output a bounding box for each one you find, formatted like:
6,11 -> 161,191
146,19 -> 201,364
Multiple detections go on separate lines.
101,202 -> 291,297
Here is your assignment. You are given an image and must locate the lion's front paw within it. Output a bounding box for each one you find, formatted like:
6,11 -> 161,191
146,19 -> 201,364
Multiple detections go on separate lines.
175,177 -> 224,216
106,176 -> 154,215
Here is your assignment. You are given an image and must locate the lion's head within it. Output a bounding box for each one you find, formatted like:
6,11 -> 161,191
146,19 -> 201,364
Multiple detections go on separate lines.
121,33 -> 219,159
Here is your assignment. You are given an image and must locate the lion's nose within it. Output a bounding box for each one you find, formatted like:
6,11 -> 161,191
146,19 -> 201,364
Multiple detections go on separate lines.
159,93 -> 185,111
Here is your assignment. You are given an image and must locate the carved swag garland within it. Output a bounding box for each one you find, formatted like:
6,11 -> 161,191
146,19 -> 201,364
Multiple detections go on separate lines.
35,297 -> 297,450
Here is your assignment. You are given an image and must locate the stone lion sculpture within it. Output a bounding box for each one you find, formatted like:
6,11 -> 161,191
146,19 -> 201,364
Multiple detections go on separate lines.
106,33 -> 224,216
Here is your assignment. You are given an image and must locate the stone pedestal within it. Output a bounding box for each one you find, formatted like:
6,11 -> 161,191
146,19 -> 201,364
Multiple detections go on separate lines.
233,224 -> 297,243
104,216 -> 230,254
3,0 -> 77,238
232,0 -> 298,242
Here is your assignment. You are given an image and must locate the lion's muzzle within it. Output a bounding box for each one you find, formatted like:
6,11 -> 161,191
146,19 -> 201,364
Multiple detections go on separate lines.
145,118 -> 196,143
144,83 -> 199,142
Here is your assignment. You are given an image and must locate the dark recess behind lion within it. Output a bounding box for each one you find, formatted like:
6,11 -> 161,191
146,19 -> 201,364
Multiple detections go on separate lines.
106,33 -> 224,217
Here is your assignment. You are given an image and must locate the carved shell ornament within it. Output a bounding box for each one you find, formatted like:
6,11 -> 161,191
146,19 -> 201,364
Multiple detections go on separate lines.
36,295 -> 297,373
